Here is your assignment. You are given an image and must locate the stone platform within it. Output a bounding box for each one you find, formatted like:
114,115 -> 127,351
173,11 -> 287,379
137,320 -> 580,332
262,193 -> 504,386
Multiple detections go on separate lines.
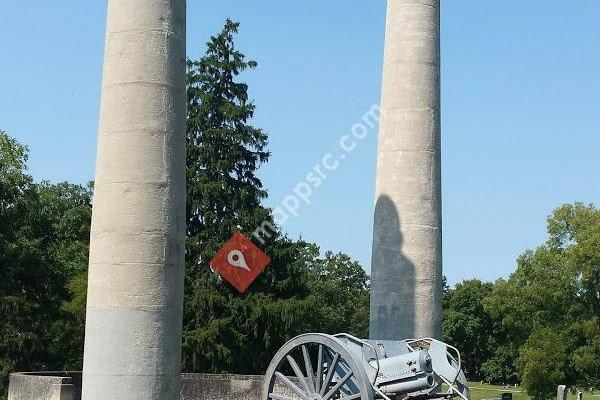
8,372 -> 298,400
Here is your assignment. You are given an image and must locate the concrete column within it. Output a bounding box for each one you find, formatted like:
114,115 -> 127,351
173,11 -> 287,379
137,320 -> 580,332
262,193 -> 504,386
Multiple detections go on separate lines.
370,0 -> 442,340
82,1 -> 186,399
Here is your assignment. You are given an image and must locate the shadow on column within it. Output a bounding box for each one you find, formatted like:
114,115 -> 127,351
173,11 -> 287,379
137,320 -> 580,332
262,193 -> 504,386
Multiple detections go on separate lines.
369,195 -> 416,340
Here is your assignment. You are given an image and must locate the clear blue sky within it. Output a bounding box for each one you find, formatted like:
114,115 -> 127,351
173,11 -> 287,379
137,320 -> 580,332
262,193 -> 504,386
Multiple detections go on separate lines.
1,1 -> 599,285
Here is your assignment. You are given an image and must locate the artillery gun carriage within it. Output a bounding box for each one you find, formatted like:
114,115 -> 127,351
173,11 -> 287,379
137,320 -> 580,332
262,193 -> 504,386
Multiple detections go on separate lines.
262,333 -> 470,400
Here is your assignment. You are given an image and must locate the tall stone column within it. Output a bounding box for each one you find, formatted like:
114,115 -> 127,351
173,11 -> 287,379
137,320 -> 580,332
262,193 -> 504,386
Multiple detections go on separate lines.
82,1 -> 186,399
370,0 -> 442,340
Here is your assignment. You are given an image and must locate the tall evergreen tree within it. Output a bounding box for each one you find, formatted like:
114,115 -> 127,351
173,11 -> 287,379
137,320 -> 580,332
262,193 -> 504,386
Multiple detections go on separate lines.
183,19 -> 319,374
186,19 -> 270,271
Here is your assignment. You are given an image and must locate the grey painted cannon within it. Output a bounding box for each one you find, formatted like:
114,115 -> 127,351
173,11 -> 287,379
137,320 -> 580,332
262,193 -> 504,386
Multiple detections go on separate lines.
262,333 -> 470,400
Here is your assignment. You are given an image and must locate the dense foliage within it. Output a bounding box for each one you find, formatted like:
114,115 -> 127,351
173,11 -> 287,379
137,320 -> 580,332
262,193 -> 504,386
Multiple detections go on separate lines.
443,203 -> 600,399
0,131 -> 91,398
0,19 -> 598,400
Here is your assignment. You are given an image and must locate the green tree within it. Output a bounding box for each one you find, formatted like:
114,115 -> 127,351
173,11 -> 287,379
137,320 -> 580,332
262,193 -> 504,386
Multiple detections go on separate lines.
308,251 -> 370,338
185,18 -> 269,276
485,203 -> 600,397
517,328 -> 567,400
40,182 -> 92,371
480,344 -> 519,385
183,19 -> 320,374
0,131 -> 92,398
571,318 -> 600,389
442,279 -> 496,380
0,131 -> 38,398
546,203 -> 600,318
182,19 -> 373,375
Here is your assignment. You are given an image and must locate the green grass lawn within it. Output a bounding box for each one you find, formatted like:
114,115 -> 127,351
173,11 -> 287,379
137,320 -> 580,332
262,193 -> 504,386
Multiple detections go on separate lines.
467,383 -> 599,400
468,383 -> 528,400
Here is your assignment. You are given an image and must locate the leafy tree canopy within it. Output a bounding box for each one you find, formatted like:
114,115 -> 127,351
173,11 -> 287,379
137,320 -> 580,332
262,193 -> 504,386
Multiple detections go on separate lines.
443,279 -> 497,380
484,203 -> 600,398
0,131 -> 91,398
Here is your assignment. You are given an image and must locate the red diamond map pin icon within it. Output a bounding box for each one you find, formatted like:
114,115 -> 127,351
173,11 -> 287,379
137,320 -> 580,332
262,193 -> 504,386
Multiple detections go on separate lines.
210,231 -> 271,293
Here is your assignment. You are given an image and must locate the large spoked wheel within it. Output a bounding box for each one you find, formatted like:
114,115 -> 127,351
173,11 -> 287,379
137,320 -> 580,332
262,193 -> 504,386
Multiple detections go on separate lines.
262,333 -> 374,400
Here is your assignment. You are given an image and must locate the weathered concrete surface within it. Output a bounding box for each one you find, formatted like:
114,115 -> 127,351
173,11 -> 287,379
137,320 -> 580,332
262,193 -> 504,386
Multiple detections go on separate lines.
8,372 -> 81,400
179,375 -> 262,400
179,374 -> 301,400
10,373 -> 300,400
370,0 -> 442,341
82,1 -> 187,399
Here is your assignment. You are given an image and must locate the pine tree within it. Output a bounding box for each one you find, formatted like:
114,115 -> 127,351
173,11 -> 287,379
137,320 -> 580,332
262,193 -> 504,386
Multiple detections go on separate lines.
186,19 -> 270,271
183,20 -> 318,374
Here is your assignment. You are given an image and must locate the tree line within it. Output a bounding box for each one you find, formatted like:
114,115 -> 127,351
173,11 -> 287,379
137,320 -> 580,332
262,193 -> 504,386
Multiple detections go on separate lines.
443,204 -> 600,399
1,20 -> 598,400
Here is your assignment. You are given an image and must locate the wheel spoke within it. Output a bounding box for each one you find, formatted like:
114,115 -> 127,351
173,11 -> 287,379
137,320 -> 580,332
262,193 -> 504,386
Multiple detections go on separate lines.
287,355 -> 313,394
323,371 -> 354,400
315,345 -> 323,394
274,371 -> 309,400
319,352 -> 340,397
302,345 -> 316,393
339,394 -> 361,400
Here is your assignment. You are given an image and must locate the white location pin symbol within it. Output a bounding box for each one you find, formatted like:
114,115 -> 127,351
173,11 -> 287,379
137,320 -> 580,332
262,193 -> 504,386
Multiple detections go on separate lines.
227,249 -> 250,271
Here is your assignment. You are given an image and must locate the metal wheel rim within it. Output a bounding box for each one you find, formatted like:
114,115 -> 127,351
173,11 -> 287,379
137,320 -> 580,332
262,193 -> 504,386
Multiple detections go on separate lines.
261,333 -> 374,400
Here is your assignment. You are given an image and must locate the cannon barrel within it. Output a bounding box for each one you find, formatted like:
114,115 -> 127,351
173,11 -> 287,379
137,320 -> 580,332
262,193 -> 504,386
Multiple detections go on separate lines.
377,350 -> 435,395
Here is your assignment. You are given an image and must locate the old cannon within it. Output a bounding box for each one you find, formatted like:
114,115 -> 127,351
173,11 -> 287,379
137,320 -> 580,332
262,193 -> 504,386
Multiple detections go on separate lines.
262,333 -> 470,400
